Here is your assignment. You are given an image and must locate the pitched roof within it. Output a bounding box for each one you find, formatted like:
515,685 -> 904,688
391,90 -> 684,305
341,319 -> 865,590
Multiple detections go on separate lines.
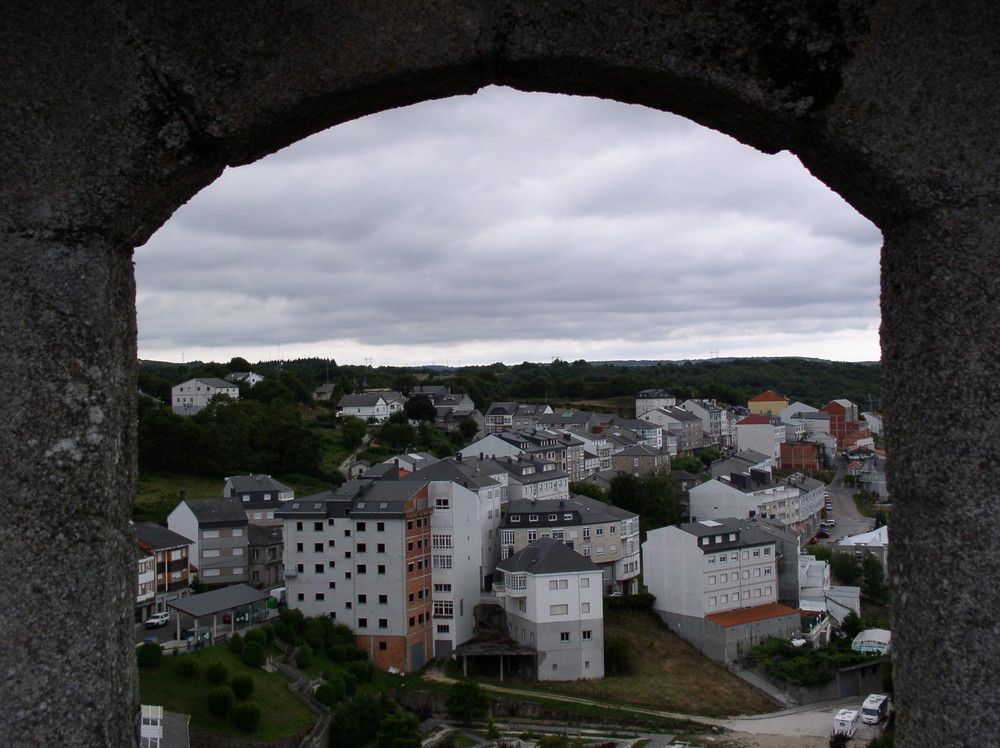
226,474 -> 292,494
496,537 -> 599,575
706,602 -> 799,627
134,521 -> 193,549
168,584 -> 270,618
749,391 -> 788,402
739,414 -> 775,425
184,497 -> 247,526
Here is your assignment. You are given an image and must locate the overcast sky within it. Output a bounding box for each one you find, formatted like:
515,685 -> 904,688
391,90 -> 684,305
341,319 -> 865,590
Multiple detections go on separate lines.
136,85 -> 882,367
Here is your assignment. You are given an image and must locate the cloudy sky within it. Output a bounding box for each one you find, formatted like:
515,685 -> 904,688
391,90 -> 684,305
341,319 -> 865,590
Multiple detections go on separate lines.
136,85 -> 883,367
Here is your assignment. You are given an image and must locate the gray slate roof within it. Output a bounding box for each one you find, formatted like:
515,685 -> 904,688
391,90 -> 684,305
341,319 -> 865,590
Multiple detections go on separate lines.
226,474 -> 292,495
501,493 -> 636,528
184,497 -> 247,526
134,521 -> 193,549
497,537 -> 599,575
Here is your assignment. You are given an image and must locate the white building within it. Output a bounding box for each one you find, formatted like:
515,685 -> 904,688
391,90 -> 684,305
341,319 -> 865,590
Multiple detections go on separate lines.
642,518 -> 799,663
494,537 -> 604,681
735,414 -> 785,458
171,377 -> 239,415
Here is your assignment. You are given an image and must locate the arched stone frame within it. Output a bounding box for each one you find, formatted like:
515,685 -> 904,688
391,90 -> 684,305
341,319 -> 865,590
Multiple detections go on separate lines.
2,2 -> 998,745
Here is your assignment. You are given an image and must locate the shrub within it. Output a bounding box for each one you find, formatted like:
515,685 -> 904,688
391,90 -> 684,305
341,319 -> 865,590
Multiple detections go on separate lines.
341,670 -> 359,696
233,701 -> 261,732
241,642 -> 265,668
329,644 -> 352,662
314,682 -> 337,707
231,674 -> 254,699
206,686 -> 235,717
175,655 -> 199,677
604,637 -> 632,676
325,674 -> 347,702
205,661 -> 229,685
295,644 -> 314,669
244,629 -> 267,647
346,659 -> 372,683
279,608 -> 304,629
260,624 -> 275,644
446,681 -> 489,725
274,622 -> 296,644
228,633 -> 245,654
136,642 -> 163,668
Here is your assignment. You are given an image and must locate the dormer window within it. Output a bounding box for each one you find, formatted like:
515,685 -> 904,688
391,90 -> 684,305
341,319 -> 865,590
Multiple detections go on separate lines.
510,515 -> 521,523
528,514 -> 538,522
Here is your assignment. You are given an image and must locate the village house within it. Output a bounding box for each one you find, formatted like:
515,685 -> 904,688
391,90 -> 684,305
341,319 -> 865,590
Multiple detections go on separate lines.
171,377 -> 239,415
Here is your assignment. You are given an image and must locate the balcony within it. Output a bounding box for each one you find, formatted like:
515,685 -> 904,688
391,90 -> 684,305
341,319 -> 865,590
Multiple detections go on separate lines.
281,569 -> 298,578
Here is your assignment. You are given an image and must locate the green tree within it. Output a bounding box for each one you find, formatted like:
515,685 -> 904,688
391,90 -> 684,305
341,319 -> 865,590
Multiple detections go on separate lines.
378,422 -> 415,452
331,694 -> 395,747
341,416 -> 367,450
459,418 -> 479,441
136,641 -> 163,668
670,455 -> 703,473
376,710 -> 422,748
830,551 -> 862,586
861,552 -> 889,603
206,686 -> 235,717
403,394 -> 436,422
569,481 -> 605,501
446,681 -> 490,725
233,701 -> 261,731
698,447 -> 721,466
840,610 -> 864,640
231,674 -> 254,699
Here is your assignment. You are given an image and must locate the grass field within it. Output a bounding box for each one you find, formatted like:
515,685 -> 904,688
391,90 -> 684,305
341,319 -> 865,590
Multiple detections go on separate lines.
139,646 -> 315,740
533,609 -> 776,718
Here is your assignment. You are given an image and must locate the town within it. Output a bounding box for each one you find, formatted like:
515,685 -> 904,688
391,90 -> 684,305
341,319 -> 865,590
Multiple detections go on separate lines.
133,361 -> 892,747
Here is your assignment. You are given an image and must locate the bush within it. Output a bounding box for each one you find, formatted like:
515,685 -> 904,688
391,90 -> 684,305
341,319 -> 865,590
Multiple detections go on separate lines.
206,686 -> 235,717
241,642 -> 265,668
329,644 -> 352,662
446,681 -> 490,725
280,608 -> 304,629
233,701 -> 261,732
346,659 -> 372,683
231,674 -> 254,699
228,633 -> 245,654
314,682 -> 337,707
604,637 -> 632,676
260,624 -> 275,644
244,629 -> 267,647
274,622 -> 296,644
605,592 -> 655,611
205,661 -> 229,685
325,673 -> 347,702
175,655 -> 199,677
295,644 -> 314,669
136,642 -> 163,668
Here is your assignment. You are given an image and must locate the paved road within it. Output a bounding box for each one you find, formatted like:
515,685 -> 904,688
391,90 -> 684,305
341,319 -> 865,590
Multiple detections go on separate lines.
726,698 -> 880,742
821,465 -> 874,545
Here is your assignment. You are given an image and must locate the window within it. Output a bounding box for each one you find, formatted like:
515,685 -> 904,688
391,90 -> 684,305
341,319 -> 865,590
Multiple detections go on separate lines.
518,599 -> 526,611
582,528 -> 590,539
434,583 -> 452,593
610,525 -> 616,534
203,568 -> 220,577
435,497 -> 450,509
564,513 -> 573,520
203,549 -> 220,558
377,543 -> 385,553
709,575 -> 717,584
358,594 -> 367,604
707,557 -> 715,565
581,602 -> 590,613
527,530 -> 537,542
344,530 -> 351,537
328,582 -> 336,589
296,564 -> 304,573
203,530 -> 220,539
560,632 -> 570,642
764,568 -> 772,575
357,543 -> 366,553
313,522 -> 323,532
596,546 -> 604,555
548,579 -> 568,590
328,539 -> 335,548
378,641 -> 387,650
510,515 -> 521,523
378,619 -> 388,629
377,522 -> 384,532
580,578 -> 590,587
753,549 -> 760,557
358,618 -> 367,628
297,593 -> 304,601
764,547 -> 772,555
315,593 -> 325,601
328,560 -> 336,568
582,630 -> 592,640
357,564 -> 367,574
709,596 -> 717,605
548,513 -> 558,521
528,514 -> 538,522
595,527 -> 604,536
437,624 -> 450,633
378,594 -> 387,604
549,604 -> 568,616
314,564 -> 323,573
721,594 -> 728,603
432,555 -> 453,569
433,601 -> 454,617
432,534 -> 452,549
314,543 -> 323,552
357,522 -> 366,532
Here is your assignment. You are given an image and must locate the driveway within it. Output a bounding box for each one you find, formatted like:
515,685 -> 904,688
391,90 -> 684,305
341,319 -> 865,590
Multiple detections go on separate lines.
726,699 -> 881,745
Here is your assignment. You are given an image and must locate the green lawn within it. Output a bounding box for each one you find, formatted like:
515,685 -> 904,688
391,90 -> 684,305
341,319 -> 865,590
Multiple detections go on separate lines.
139,646 -> 315,741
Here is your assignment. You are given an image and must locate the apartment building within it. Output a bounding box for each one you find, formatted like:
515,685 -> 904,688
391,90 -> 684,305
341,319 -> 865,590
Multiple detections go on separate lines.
167,497 -> 249,589
278,477 -> 483,670
494,538 -> 604,680
135,521 -> 193,616
499,494 -> 640,595
171,377 -> 239,415
642,518 -> 799,663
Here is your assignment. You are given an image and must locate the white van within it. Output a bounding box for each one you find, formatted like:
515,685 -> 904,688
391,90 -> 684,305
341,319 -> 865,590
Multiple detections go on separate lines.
833,709 -> 860,737
862,693 -> 892,724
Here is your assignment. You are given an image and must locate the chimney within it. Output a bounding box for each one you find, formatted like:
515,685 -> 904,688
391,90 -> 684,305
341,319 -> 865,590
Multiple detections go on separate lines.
179,490 -> 186,502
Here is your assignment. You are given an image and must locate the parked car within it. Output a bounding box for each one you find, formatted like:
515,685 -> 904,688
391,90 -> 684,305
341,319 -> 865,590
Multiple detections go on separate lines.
821,519 -> 837,527
817,529 -> 831,539
145,612 -> 171,628
825,503 -> 834,512
809,535 -> 820,544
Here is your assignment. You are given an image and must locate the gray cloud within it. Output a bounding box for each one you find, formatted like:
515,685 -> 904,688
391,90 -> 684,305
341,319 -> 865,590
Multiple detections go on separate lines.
136,86 -> 882,364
